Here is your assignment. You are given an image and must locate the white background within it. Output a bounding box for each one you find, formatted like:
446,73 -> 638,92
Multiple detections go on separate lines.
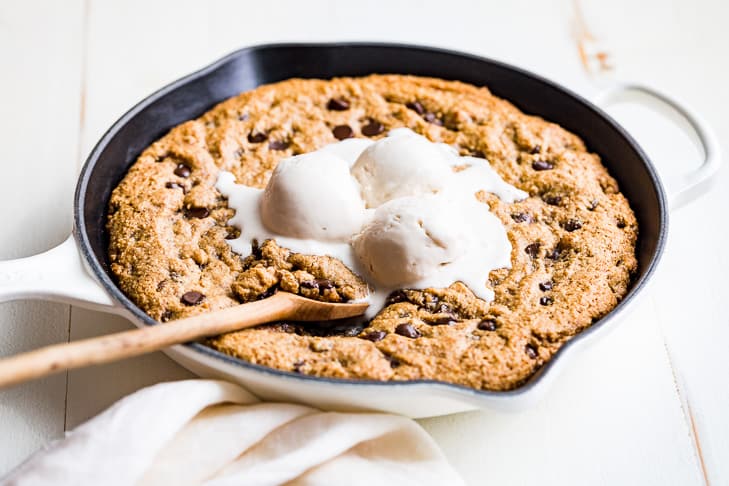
1,0 -> 727,484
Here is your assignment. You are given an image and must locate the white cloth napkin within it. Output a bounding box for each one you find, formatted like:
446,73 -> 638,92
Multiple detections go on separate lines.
3,380 -> 464,486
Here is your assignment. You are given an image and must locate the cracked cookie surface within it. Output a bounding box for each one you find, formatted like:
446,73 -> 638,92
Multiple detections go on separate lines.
107,75 -> 638,391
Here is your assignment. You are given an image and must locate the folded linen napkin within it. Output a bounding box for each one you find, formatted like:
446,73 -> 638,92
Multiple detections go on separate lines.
3,380 -> 464,486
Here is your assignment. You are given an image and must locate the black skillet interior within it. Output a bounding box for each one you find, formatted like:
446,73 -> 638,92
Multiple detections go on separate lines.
75,43 -> 667,390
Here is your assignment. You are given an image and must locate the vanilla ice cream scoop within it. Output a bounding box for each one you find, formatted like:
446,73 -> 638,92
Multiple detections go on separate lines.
352,196 -> 466,287
217,128 -> 527,317
351,129 -> 454,207
260,151 -> 367,241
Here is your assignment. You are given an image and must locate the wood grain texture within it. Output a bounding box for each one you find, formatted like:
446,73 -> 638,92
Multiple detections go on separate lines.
0,0 -> 84,473
0,294 -> 367,388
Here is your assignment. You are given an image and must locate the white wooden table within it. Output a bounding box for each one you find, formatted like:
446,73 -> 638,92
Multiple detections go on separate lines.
1,1 -> 727,484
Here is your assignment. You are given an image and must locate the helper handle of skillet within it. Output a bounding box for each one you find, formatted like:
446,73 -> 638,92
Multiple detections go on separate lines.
0,292 -> 368,389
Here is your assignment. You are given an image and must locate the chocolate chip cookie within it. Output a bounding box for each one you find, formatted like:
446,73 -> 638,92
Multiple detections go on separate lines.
107,75 -> 638,391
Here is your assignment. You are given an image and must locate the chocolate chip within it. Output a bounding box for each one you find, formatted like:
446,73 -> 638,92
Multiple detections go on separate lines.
238,113 -> 249,121
160,310 -> 172,322
362,330 -> 386,342
395,323 -> 420,338
539,281 -> 553,291
477,319 -> 497,331
165,182 -> 185,191
564,219 -> 582,232
544,195 -> 562,206
617,218 -> 626,229
539,296 -> 554,306
470,150 -> 486,159
530,145 -> 542,154
546,244 -> 565,260
315,279 -> 335,290
327,98 -> 350,111
268,140 -> 289,151
293,360 -> 305,373
174,163 -> 191,178
526,344 -> 538,359
224,229 -> 239,240
385,290 -> 409,306
532,160 -> 554,171
386,355 -> 401,368
422,296 -> 442,313
406,100 -> 425,115
361,120 -> 384,136
180,291 -> 205,306
424,315 -> 457,326
511,212 -> 532,223
248,132 -> 267,143
185,207 -> 210,219
588,199 -> 599,211
259,285 -> 278,300
300,280 -> 319,290
332,124 -> 354,140
524,242 -> 540,259
423,112 -> 443,126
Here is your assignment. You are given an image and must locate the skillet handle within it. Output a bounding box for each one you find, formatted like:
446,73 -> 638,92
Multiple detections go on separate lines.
0,234 -> 116,312
592,83 -> 721,209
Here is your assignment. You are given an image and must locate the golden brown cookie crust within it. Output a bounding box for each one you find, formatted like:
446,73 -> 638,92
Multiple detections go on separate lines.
107,75 -> 638,391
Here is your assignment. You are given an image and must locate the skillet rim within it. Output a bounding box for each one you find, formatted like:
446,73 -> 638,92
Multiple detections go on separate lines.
73,42 -> 668,401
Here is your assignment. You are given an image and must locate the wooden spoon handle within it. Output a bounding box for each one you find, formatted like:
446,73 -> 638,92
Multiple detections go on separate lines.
0,292 -> 298,389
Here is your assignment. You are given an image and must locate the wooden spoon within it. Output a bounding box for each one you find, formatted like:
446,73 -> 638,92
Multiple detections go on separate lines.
0,292 -> 368,389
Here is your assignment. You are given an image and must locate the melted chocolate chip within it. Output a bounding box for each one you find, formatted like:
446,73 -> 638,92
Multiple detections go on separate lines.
406,100 -> 425,115
511,212 -> 532,223
185,207 -> 210,219
300,280 -> 319,290
327,98 -> 350,111
165,182 -> 185,191
248,132 -> 267,143
362,120 -> 384,136
564,219 -> 582,232
385,290 -> 409,306
424,315 -> 458,326
395,323 -> 420,338
525,344 -> 538,359
268,140 -> 289,151
180,291 -> 205,306
530,145 -> 542,154
259,286 -> 278,300
544,195 -> 562,206
539,281 -> 553,291
362,330 -> 387,342
315,279 -> 335,290
539,296 -> 554,306
532,160 -> 554,171
524,242 -> 541,259
332,124 -> 354,140
174,163 -> 191,178
423,112 -> 443,126
477,319 -> 497,331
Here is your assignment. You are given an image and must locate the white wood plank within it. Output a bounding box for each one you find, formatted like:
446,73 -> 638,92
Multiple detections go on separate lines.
578,1 -> 729,482
0,0 -> 84,474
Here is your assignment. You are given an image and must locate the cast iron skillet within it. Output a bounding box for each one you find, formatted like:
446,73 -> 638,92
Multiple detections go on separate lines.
9,43 -> 717,416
